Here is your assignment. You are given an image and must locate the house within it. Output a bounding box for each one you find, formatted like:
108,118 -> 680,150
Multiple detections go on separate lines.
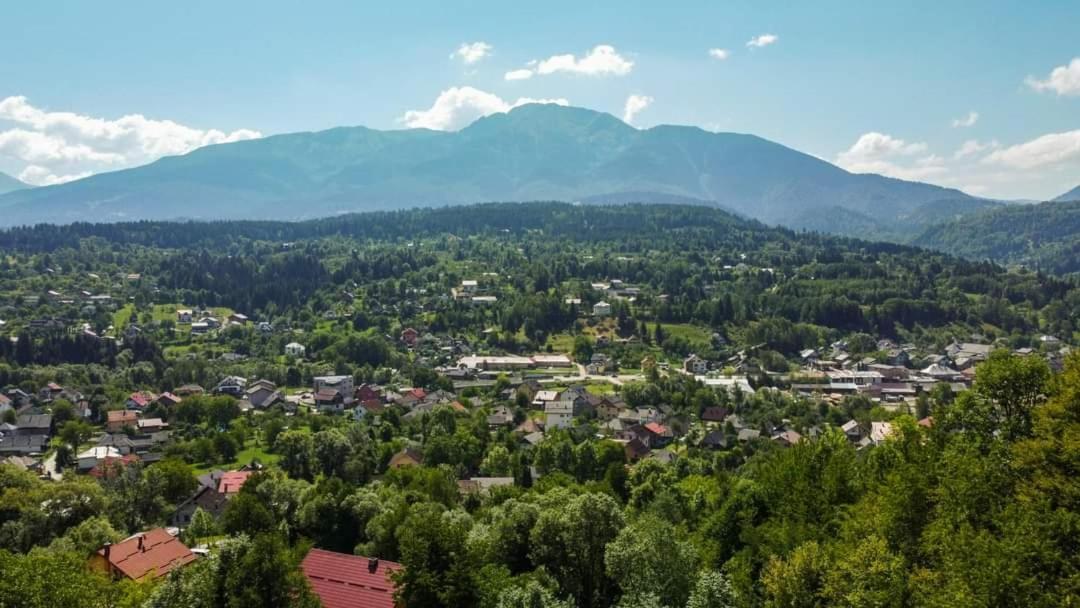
213,376 -> 247,397
587,353 -> 614,375
314,389 -> 345,412
301,549 -> 401,608
544,400 -> 574,430
15,414 -> 51,436
869,421 -> 894,445
176,310 -> 193,323
78,446 -> 122,471
137,418 -> 167,433
388,447 -> 423,469
285,342 -> 306,357
156,392 -> 182,407
593,301 -> 612,317
400,327 -> 419,347
643,422 -> 673,447
623,437 -> 650,461
531,354 -> 573,368
227,313 -> 249,326
91,529 -> 196,581
0,434 -> 48,456
174,384 -> 205,397
701,429 -> 728,450
126,392 -> 154,410
313,376 -> 354,405
772,430 -> 803,447
246,379 -> 283,410
217,470 -> 253,495
487,406 -> 514,428
701,407 -> 728,424
107,410 -> 139,432
684,354 -> 709,374
170,485 -> 229,527
532,390 -> 560,407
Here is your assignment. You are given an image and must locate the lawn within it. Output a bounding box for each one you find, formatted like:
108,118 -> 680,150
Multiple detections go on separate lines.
114,302 -> 234,334
660,323 -> 712,345
191,439 -> 280,475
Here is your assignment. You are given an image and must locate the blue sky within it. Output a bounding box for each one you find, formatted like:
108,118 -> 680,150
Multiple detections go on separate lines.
1,0 -> 1078,198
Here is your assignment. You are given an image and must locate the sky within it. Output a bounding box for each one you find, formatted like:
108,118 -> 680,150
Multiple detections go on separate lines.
1,0 -> 1078,199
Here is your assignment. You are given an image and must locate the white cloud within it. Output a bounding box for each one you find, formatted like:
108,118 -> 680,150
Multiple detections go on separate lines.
504,69 -> 534,81
0,96 -> 261,186
708,48 -> 730,60
835,132 -> 943,181
1026,57 -> 1080,96
952,139 -> 999,160
17,165 -> 92,186
450,42 -> 493,65
622,94 -> 653,125
951,111 -> 979,128
400,86 -> 569,131
746,34 -> 778,48
984,129 -> 1080,169
532,45 -> 633,77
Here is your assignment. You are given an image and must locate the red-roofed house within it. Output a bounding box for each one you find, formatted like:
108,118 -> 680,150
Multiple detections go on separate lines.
217,470 -> 254,495
88,454 -> 141,479
643,422 -> 673,447
126,391 -> 154,410
301,548 -> 401,608
91,528 -> 196,581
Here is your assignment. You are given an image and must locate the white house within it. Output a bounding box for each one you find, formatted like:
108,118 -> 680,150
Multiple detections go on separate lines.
684,354 -> 709,374
285,342 -> 306,357
77,446 -> 121,471
313,375 -> 354,404
593,301 -> 612,317
544,400 -> 574,430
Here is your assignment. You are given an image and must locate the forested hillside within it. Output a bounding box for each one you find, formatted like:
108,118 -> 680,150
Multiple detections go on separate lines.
913,200 -> 1080,274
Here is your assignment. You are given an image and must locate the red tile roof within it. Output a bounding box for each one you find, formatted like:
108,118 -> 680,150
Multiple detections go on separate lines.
98,528 -> 196,581
301,548 -> 401,608
127,392 -> 152,408
644,422 -> 669,436
217,470 -> 253,495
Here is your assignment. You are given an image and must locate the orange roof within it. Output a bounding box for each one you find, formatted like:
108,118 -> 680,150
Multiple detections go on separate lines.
218,470 -> 254,495
107,410 -> 138,423
98,528 -> 196,580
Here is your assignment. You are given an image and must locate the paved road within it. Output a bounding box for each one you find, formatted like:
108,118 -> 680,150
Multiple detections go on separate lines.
42,452 -> 63,480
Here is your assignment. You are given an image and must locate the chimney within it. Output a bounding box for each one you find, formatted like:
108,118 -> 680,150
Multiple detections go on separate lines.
368,558 -> 379,574
103,542 -> 111,560
137,534 -> 144,552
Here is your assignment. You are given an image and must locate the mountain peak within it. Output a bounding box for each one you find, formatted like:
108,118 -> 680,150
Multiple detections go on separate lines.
1053,184 -> 1080,202
0,171 -> 27,195
465,103 -> 631,136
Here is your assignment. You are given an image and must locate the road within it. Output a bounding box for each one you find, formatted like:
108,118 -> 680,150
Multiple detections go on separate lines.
42,452 -> 63,480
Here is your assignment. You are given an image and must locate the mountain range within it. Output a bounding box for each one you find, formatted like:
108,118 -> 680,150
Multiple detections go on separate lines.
0,104 -> 977,229
0,171 -> 26,195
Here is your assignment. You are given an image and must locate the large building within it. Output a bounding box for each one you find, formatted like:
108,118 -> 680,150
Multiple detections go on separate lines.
301,548 -> 401,608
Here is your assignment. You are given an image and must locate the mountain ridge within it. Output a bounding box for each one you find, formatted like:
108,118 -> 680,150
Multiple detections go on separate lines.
0,171 -> 27,195
0,103 -> 976,228
1054,185 -> 1080,202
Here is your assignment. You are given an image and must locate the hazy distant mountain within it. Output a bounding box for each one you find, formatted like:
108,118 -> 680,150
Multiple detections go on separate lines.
0,104 -> 975,228
0,171 -> 26,195
1054,185 -> 1080,202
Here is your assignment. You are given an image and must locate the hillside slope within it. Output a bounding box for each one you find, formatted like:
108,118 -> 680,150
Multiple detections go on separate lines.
913,200 -> 1080,274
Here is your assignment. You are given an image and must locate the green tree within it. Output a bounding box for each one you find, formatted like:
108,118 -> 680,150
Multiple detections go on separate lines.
605,515 -> 697,608
530,492 -> 624,608
276,430 -> 316,480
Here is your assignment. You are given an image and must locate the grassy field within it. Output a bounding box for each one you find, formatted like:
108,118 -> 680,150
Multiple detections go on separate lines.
114,303 -> 235,334
659,323 -> 712,345
191,439 -> 280,475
